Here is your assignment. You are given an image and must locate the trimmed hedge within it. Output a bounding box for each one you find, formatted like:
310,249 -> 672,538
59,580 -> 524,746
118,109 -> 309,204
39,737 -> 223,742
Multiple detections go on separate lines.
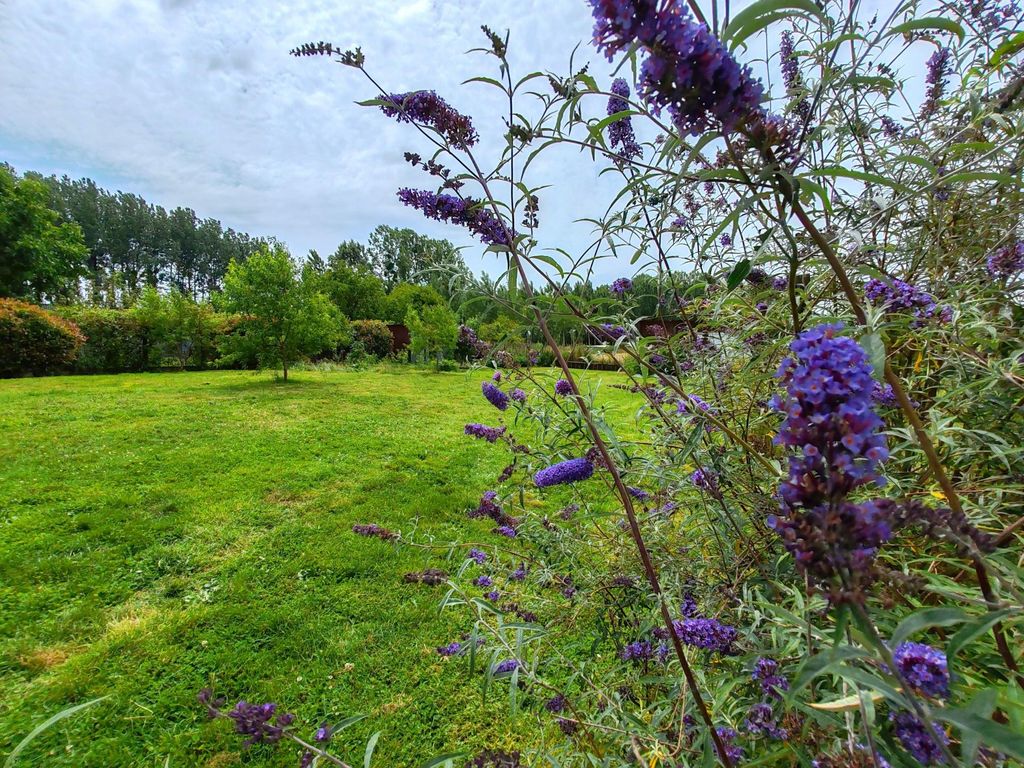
0,299 -> 85,377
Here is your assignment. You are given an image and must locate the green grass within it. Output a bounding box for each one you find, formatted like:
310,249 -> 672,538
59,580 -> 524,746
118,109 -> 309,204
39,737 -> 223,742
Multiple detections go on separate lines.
0,367 -> 628,767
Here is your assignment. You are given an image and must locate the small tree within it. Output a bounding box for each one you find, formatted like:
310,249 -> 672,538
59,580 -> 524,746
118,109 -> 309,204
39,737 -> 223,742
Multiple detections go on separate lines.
406,304 -> 458,368
219,244 -> 341,380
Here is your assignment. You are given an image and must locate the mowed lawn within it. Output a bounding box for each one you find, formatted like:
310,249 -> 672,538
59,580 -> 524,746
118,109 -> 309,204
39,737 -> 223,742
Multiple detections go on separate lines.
0,368 -> 626,767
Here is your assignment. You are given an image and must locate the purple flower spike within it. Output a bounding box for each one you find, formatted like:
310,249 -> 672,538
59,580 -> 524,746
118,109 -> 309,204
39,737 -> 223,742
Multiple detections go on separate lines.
481,381 -> 510,411
554,379 -> 573,396
398,188 -> 509,247
607,79 -> 641,160
534,458 -> 595,487
589,0 -> 765,136
891,642 -> 950,699
380,90 -> 478,146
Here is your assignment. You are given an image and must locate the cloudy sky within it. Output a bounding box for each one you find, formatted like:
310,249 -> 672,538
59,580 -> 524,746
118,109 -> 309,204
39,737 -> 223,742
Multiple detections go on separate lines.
0,0 -> 647,281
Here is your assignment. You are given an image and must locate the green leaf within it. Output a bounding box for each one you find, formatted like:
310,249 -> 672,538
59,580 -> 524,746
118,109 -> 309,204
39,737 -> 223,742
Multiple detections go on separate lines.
589,109 -> 640,141
946,608 -> 1019,666
887,18 -> 966,43
5,697 -> 109,767
936,708 -> 1024,760
890,607 -> 967,646
727,259 -> 751,290
809,166 -> 912,194
990,31 -> 1024,68
789,646 -> 870,696
364,731 -> 382,768
858,332 -> 886,382
721,0 -> 825,48
960,689 -> 999,765
332,714 -> 369,732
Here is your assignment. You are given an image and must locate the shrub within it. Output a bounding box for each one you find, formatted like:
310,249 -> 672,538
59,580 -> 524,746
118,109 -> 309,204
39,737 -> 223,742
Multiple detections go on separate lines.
349,320 -> 393,359
0,299 -> 84,376
54,306 -> 149,373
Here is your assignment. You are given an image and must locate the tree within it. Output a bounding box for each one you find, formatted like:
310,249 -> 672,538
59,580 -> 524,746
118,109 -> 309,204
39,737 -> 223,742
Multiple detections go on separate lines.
406,303 -> 458,367
219,244 -> 342,381
135,286 -> 220,369
385,282 -> 444,323
366,225 -> 468,294
321,261 -> 387,320
329,240 -> 371,270
0,165 -> 88,302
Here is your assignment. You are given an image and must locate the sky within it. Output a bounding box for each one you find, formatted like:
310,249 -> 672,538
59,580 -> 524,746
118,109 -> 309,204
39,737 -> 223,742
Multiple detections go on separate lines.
0,0 -> 640,282
0,0 -> 921,285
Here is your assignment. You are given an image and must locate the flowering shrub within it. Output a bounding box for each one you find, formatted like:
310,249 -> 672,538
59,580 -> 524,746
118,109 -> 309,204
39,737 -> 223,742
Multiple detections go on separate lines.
348,319 -> 393,359
204,3 -> 1024,766
0,298 -> 85,376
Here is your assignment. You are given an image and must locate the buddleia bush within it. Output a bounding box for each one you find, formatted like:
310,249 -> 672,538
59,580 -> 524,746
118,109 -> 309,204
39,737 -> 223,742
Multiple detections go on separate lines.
202,2 -> 1024,766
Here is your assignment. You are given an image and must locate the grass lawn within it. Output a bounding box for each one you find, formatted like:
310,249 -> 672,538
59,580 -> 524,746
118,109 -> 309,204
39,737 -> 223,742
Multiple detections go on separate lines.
0,367 -> 629,767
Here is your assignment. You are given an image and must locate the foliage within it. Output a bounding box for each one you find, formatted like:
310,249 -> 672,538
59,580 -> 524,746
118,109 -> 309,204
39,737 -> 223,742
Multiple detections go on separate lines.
134,286 -> 223,369
385,282 -> 444,323
53,305 -> 149,373
349,319 -> 394,359
0,165 -> 88,303
319,258 -> 389,321
219,244 -> 344,380
367,224 -> 469,296
289,2 -> 1024,766
406,303 -> 459,366
27,169 -> 269,304
0,299 -> 84,376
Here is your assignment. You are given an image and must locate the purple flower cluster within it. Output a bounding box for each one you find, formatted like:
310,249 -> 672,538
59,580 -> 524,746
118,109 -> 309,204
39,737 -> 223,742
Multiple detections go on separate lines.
715,727 -> 745,764
484,589 -> 500,600
398,188 -> 509,247
437,641 -> 462,656
545,694 -> 567,713
654,617 -> 738,654
671,215 -> 688,229
986,240 -> 1024,279
468,548 -> 487,564
871,381 -> 899,408
891,642 -> 949,699
690,467 -> 718,494
509,563 -> 528,581
752,657 -> 789,699
481,381 -> 510,411
469,491 -> 517,529
865,277 -> 939,321
770,324 -> 892,600
921,47 -> 951,119
890,711 -> 949,765
474,575 -> 493,587
554,379 -> 573,397
771,275 -> 789,291
225,701 -> 294,746
534,457 -> 595,487
607,78 -> 642,160
675,617 -> 739,653
494,525 -> 518,537
610,276 -> 633,295
352,523 -> 398,541
621,639 -> 668,663
589,0 -> 764,136
745,702 -> 788,740
779,31 -> 811,120
458,324 -> 491,361
465,423 -> 507,442
493,659 -> 521,674
720,233 -> 733,247
510,388 -> 527,402
380,91 -> 478,146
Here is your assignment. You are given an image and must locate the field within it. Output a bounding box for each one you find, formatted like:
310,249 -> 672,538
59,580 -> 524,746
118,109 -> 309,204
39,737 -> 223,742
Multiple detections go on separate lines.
0,368 -> 627,767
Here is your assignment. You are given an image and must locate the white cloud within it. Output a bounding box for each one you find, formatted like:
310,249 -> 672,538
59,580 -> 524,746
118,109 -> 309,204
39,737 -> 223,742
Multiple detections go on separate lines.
0,0 -> 634,281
